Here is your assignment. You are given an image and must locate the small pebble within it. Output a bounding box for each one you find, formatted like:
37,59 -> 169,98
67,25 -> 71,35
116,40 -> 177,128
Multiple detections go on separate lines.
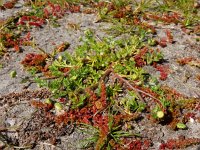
5,118 -> 15,126
14,3 -> 23,8
189,117 -> 195,123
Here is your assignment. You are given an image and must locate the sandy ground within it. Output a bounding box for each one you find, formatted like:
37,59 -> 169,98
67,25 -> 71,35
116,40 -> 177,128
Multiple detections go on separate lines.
0,1 -> 200,149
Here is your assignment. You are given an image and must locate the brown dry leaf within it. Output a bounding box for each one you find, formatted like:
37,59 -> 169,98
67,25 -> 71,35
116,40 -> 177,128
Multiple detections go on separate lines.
196,74 -> 200,81
194,25 -> 200,35
56,42 -> 70,52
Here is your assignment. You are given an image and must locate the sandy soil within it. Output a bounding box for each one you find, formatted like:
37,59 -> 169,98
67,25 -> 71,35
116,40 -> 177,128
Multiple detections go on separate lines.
0,1 -> 200,149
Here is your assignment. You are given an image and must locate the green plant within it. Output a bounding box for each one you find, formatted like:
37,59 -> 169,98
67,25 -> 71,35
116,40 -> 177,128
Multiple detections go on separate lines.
79,110 -> 139,150
155,0 -> 200,27
10,70 -> 17,78
32,30 -> 164,108
133,0 -> 153,14
1,0 -> 199,149
176,122 -> 187,129
120,91 -> 146,114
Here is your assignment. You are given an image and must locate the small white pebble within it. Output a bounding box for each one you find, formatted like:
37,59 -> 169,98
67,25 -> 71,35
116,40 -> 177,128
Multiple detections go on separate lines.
189,117 -> 195,123
5,118 -> 15,126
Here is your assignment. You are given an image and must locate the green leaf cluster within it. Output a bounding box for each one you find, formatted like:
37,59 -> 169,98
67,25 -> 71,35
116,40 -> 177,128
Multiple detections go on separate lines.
33,29 -> 165,110
120,91 -> 146,114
